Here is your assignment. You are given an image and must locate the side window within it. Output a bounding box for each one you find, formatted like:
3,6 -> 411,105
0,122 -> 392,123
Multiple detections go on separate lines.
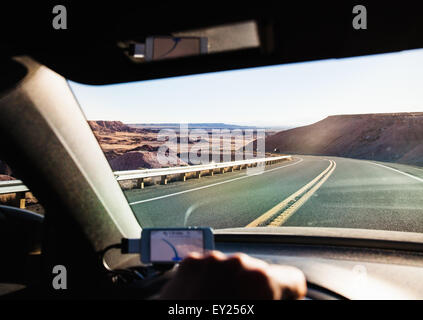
0,160 -> 45,215
0,160 -> 44,294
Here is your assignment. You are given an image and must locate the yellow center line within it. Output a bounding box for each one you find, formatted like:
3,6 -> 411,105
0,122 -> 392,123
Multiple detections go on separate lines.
268,160 -> 336,226
245,160 -> 336,228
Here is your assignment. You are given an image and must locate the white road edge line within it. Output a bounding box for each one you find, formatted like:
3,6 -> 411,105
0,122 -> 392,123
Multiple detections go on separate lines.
367,162 -> 423,183
129,158 -> 304,206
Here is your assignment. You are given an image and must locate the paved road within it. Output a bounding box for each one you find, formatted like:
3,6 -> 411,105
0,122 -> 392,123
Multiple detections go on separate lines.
125,155 -> 423,233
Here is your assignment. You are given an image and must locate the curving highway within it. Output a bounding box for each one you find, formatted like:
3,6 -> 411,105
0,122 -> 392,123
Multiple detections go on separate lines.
125,156 -> 423,233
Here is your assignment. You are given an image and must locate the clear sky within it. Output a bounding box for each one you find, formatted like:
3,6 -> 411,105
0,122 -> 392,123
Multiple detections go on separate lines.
69,48 -> 423,127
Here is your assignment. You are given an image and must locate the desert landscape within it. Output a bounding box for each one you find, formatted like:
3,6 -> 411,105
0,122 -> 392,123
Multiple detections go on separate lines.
2,113 -> 422,181
88,121 -> 275,171
88,121 -> 166,170
89,113 -> 423,173
264,112 -> 423,167
1,112 -> 422,211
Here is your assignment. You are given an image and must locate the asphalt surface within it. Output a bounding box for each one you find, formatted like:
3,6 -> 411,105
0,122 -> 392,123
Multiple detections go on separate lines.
124,156 -> 423,233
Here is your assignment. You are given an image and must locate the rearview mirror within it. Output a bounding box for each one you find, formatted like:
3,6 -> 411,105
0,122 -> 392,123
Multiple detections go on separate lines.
126,20 -> 260,63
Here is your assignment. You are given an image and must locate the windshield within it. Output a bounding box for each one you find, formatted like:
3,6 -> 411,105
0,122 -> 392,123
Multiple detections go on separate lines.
69,49 -> 423,234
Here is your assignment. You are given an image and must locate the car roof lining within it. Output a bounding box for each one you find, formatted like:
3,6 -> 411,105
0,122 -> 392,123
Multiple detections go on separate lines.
2,2 -> 423,85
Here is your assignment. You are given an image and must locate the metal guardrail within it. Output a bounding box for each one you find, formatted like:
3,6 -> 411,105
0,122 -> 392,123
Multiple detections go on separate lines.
0,156 -> 292,194
0,180 -> 29,195
114,155 -> 292,181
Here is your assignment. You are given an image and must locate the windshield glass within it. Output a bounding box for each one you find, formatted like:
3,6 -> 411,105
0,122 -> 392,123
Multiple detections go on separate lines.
69,49 -> 423,233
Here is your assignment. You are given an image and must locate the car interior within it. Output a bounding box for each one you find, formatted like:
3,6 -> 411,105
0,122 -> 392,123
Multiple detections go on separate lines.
1,2 -> 423,300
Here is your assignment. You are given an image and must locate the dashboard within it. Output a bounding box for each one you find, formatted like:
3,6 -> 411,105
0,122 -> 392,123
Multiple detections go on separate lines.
215,240 -> 423,299
111,227 -> 423,300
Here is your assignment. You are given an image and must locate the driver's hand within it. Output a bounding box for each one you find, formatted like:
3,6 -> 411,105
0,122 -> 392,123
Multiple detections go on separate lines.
158,251 -> 307,300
